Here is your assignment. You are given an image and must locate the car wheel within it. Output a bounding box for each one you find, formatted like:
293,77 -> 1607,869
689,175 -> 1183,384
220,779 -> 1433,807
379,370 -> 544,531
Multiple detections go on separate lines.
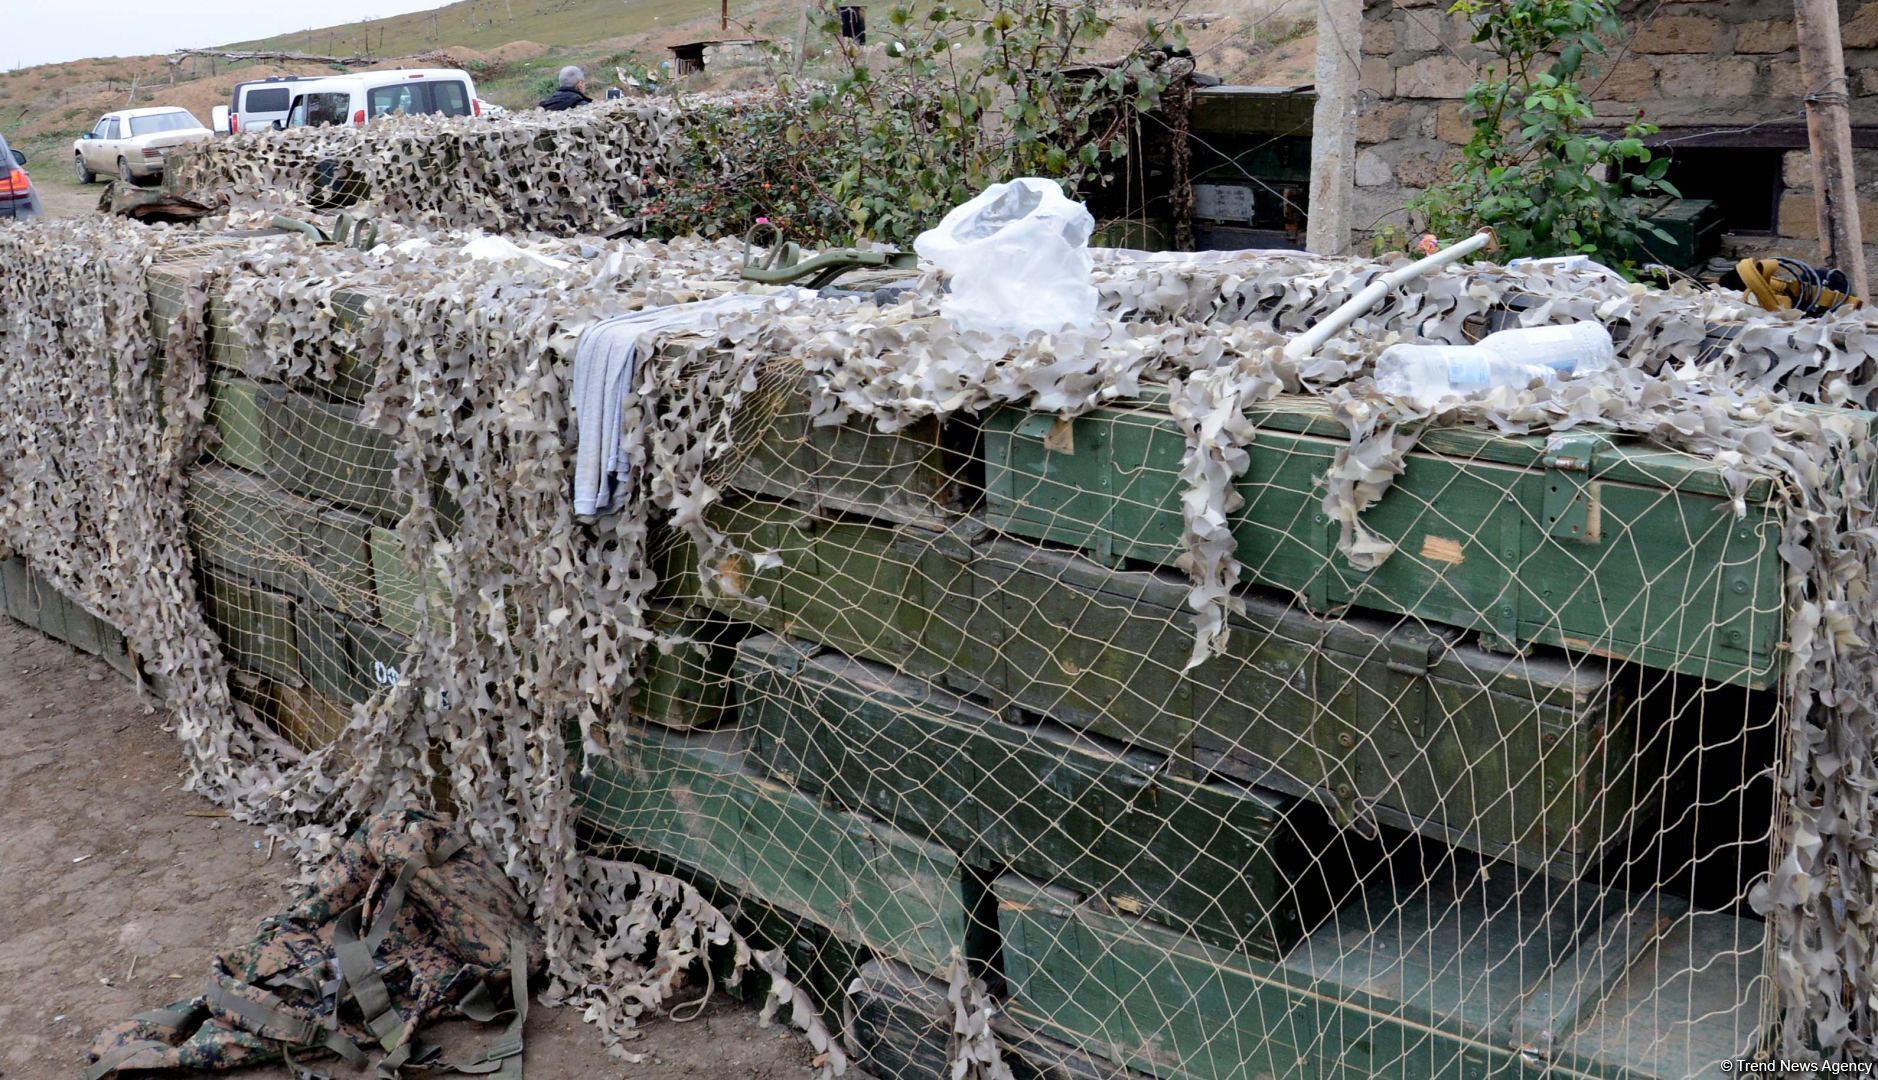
117,157 -> 136,184
74,153 -> 94,184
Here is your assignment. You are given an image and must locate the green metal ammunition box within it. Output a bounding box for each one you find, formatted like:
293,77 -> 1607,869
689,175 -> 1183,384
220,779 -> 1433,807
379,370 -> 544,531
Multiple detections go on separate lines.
983,397 -> 1801,687
574,723 -> 970,976
698,498 -> 1650,877
735,634 -> 1352,959
996,869 -> 1763,1079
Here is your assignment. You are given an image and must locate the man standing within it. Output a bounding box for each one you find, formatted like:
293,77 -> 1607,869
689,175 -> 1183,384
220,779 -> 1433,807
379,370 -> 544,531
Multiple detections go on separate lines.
540,67 -> 593,111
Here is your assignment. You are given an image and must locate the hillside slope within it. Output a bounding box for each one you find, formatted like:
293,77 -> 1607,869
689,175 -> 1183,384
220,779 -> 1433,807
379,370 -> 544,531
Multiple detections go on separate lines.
1,0 -> 1315,178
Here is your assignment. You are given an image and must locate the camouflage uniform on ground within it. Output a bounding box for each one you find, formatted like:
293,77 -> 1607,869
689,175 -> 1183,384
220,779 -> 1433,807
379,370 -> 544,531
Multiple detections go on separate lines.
84,807 -> 541,1078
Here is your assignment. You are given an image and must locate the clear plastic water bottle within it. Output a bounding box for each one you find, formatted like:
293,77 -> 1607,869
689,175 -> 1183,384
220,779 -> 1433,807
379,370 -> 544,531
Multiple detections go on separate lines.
1373,345 -> 1558,404
1373,322 -> 1616,405
1474,323 -> 1616,376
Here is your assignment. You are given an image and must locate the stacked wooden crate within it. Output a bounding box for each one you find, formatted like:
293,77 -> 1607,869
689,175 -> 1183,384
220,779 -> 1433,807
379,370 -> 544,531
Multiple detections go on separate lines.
0,555 -> 136,678
130,251 -> 1799,1076
572,328 -> 1803,1078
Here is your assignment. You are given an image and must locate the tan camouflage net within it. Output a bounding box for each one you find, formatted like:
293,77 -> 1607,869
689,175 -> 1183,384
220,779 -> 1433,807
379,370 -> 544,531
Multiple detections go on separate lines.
5,215 -> 1878,1076
167,98 -> 717,236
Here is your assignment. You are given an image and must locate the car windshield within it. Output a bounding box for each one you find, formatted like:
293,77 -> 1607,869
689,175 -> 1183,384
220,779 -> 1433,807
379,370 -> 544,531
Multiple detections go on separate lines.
128,112 -> 200,136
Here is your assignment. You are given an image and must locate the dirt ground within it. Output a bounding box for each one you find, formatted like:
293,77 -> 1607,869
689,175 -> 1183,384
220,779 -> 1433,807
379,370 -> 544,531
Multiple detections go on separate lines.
0,616 -> 818,1079
23,170 -> 97,220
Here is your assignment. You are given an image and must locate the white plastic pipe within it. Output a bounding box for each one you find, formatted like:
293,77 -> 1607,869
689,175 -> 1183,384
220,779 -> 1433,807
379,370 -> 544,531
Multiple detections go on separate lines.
1282,229 -> 1495,362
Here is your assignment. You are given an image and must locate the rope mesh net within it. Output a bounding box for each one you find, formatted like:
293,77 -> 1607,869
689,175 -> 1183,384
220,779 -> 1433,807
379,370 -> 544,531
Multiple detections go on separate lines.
6,216 -> 1878,1078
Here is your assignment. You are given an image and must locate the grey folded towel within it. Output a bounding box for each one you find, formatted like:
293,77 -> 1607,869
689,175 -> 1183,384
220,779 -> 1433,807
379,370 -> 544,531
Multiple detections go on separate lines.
570,294 -> 777,518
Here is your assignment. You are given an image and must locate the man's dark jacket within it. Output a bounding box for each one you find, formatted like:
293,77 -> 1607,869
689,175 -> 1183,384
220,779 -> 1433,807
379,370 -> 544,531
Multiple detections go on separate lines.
539,87 -> 592,111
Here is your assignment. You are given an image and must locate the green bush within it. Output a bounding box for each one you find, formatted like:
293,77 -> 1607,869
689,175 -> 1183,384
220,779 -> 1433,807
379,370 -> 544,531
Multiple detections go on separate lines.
1408,0 -> 1676,269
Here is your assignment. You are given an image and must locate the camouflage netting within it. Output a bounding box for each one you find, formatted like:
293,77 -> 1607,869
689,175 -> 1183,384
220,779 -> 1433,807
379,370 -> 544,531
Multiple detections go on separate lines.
167,98 -> 729,236
6,214 -> 1878,1072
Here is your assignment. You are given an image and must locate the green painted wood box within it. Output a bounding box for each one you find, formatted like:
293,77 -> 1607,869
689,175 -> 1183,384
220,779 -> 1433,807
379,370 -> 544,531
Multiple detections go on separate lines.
369,525 -> 450,639
996,868 -> 1763,1079
575,723 -> 971,976
205,374 -> 283,477
707,357 -> 977,529
848,959 -> 1147,1080
2,555 -> 69,644
696,497 -> 1656,877
264,391 -> 404,522
189,466 -> 378,618
981,396 -> 1821,688
621,605 -> 738,730
198,567 -> 300,683
1287,864 -> 1764,1078
735,633 -> 1355,960
186,466 -> 316,597
0,557 -> 136,678
682,496 -> 1004,700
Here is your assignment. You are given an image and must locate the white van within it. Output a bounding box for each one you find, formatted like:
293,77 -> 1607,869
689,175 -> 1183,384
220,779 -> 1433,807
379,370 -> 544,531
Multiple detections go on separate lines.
275,69 -> 481,130
213,76 -> 322,134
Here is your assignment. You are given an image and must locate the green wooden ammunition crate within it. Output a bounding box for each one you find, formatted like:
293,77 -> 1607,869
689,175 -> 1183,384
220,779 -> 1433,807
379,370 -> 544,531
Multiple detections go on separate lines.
736,634 -> 1353,960
198,568 -> 299,683
2,555 -> 68,643
186,466 -> 314,596
145,260 -> 203,352
575,724 -> 970,976
981,541 -> 1647,878
684,497 -> 1001,698
346,616 -> 414,697
622,606 -> 738,730
188,467 -> 377,617
714,361 -> 976,529
699,498 -> 1650,877
297,606 -> 415,706
982,397 -> 1807,688
0,557 -> 134,678
848,959 -> 1145,1080
293,599 -> 350,701
205,374 -> 282,476
299,503 -> 377,618
369,525 -> 449,638
264,391 -> 402,521
996,874 -> 1319,1079
996,867 -> 1764,1080
1289,865 -> 1764,1078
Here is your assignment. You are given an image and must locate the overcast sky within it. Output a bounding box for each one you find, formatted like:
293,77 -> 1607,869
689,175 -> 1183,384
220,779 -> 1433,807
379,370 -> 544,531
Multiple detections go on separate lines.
5,1 -> 454,70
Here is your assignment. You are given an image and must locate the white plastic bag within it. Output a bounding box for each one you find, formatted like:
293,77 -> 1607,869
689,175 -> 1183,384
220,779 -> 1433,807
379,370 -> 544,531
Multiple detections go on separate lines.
913,178 -> 1098,335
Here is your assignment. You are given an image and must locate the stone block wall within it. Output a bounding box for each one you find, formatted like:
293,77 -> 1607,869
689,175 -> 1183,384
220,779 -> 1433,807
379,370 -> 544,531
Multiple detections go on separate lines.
1352,0 -> 1878,268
